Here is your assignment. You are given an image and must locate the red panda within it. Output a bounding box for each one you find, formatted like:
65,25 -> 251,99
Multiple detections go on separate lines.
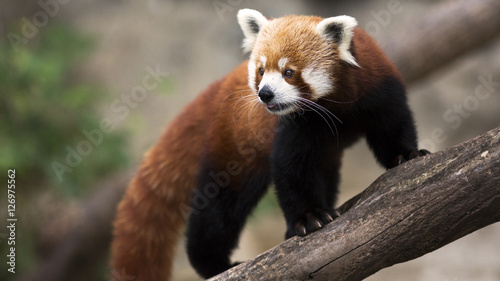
110,9 -> 429,280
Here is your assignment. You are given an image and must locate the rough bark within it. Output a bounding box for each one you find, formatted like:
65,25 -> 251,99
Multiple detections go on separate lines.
16,0 -> 500,280
208,126 -> 500,281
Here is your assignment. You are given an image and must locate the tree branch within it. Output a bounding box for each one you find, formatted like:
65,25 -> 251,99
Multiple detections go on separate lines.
384,0 -> 500,84
18,0 -> 500,280
209,126 -> 500,281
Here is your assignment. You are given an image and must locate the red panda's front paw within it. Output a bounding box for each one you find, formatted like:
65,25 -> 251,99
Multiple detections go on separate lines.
410,149 -> 431,159
394,149 -> 431,166
290,208 -> 340,237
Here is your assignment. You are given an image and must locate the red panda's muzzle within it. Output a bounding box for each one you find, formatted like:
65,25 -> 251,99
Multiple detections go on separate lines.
258,85 -> 274,103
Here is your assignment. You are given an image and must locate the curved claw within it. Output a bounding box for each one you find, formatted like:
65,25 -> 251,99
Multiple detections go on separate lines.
394,149 -> 431,167
291,208 -> 340,237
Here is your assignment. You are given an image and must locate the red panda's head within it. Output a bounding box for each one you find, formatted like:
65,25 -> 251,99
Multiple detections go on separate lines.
237,9 -> 359,115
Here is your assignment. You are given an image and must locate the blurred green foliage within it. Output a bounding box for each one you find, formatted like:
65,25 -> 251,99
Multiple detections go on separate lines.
0,22 -> 130,280
0,23 -> 129,196
252,189 -> 280,220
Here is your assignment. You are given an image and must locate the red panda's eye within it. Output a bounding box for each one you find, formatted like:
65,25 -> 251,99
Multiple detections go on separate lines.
258,67 -> 264,76
283,69 -> 294,78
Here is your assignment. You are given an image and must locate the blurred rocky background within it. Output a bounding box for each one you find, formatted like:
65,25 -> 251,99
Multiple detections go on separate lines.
1,0 -> 499,280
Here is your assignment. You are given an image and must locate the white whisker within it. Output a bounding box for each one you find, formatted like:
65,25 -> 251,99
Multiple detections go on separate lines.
233,97 -> 257,124
247,100 -> 265,144
297,100 -> 337,136
294,96 -> 342,148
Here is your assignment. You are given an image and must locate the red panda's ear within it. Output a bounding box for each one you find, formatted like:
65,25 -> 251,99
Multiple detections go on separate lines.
316,16 -> 359,67
237,9 -> 269,53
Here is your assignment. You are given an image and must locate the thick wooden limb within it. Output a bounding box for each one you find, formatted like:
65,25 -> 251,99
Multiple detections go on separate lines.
209,126 -> 500,281
384,0 -> 500,83
15,0 -> 500,279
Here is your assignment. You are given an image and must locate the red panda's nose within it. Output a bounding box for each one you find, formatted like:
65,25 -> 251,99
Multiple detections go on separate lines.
258,86 -> 275,103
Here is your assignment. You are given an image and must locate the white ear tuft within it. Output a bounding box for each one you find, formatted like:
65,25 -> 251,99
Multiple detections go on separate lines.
316,16 -> 359,67
237,9 -> 269,53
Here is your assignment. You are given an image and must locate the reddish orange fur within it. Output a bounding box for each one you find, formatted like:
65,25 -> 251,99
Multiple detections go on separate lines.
110,62 -> 276,280
111,20 -> 402,281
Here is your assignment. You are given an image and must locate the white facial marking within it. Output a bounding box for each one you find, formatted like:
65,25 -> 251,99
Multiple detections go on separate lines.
247,57 -> 257,93
278,57 -> 288,69
302,65 -> 333,98
258,71 -> 300,115
260,56 -> 267,67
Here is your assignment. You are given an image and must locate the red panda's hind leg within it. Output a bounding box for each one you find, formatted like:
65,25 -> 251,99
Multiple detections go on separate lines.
186,161 -> 271,278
